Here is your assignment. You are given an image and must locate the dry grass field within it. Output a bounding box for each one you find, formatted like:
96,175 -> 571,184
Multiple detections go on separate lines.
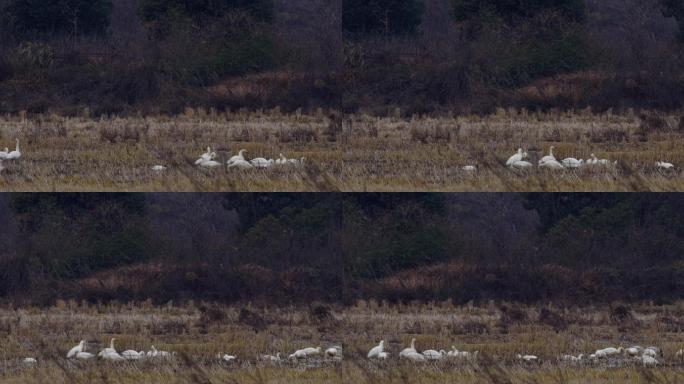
1,301 -> 684,383
0,108 -> 682,191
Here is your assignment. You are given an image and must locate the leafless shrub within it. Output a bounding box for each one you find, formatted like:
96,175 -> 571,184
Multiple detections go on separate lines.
239,308 -> 267,333
538,307 -> 568,332
121,125 -> 141,143
500,304 -> 527,324
232,127 -> 251,142
99,126 -> 119,143
410,126 -> 429,143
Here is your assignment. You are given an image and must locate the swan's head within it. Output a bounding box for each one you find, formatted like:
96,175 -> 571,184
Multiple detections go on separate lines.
440,350 -> 446,355
379,340 -> 384,347
523,151 -> 528,159
411,338 -> 416,347
210,152 -> 217,159
239,149 -> 247,156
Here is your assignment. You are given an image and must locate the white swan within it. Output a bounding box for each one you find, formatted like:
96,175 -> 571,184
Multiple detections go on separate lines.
539,146 -> 556,164
289,349 -> 307,359
301,347 -> 321,356
227,149 -> 247,164
261,353 -> 282,362
594,347 -> 622,358
403,351 -> 426,362
511,160 -> 534,169
656,161 -> 674,169
518,354 -> 538,362
636,355 -> 659,366
422,349 -> 446,360
221,354 -> 237,362
287,157 -> 305,166
325,347 -> 342,358
195,147 -> 215,165
76,351 -> 95,360
98,338 -> 119,357
22,357 -> 37,365
276,153 -> 287,165
562,158 -> 584,168
0,147 -> 8,159
227,159 -> 253,170
378,352 -> 389,359
122,350 -> 145,360
400,338 -> 417,357
643,347 -> 659,357
67,340 -> 85,358
625,346 -> 642,356
367,340 -> 384,359
506,148 -> 526,167
151,165 -> 167,172
250,158 -> 274,168
675,349 -> 683,360
6,139 -> 20,160
539,159 -> 565,170
198,159 -> 222,168
147,345 -> 171,357
462,165 -> 477,172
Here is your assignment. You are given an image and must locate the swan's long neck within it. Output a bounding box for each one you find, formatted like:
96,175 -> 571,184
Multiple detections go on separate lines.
411,339 -> 415,349
15,139 -> 19,152
110,339 -> 115,349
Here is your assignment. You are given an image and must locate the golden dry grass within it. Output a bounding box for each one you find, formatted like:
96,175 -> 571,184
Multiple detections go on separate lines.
0,108 -> 682,191
2,301 -> 684,383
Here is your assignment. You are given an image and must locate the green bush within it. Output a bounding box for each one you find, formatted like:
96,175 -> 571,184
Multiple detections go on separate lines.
343,0 -> 425,36
1,0 -> 112,37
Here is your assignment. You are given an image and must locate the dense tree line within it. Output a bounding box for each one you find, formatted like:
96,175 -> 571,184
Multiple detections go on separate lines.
0,0 -> 682,114
1,194 -> 683,305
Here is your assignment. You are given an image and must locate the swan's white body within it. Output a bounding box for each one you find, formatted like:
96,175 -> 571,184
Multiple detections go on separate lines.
506,149 -> 526,166
367,341 -> 384,359
511,161 -> 534,169
636,355 -> 659,366
562,158 -> 584,168
378,352 -> 389,359
122,350 -> 145,360
643,347 -> 658,357
151,165 -> 167,171
221,354 -> 237,362
301,347 -> 321,356
594,347 -> 622,358
98,338 -> 120,358
22,357 -> 37,365
198,159 -> 222,168
656,161 -> 674,169
675,349 -> 684,360
422,350 -> 446,360
403,351 -> 426,362
539,146 -> 556,164
625,346 -> 642,356
195,147 -> 216,164
560,354 -> 583,363
101,351 -> 125,361
518,354 -> 538,362
76,352 -> 95,360
325,347 -> 342,357
67,340 -> 85,358
539,159 -> 565,170
227,159 -> 253,169
147,346 -> 171,357
227,150 -> 247,164
261,353 -> 281,362
276,154 -> 287,165
0,147 -> 8,159
399,339 -> 417,357
6,139 -> 20,160
462,165 -> 477,172
250,158 -> 274,168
